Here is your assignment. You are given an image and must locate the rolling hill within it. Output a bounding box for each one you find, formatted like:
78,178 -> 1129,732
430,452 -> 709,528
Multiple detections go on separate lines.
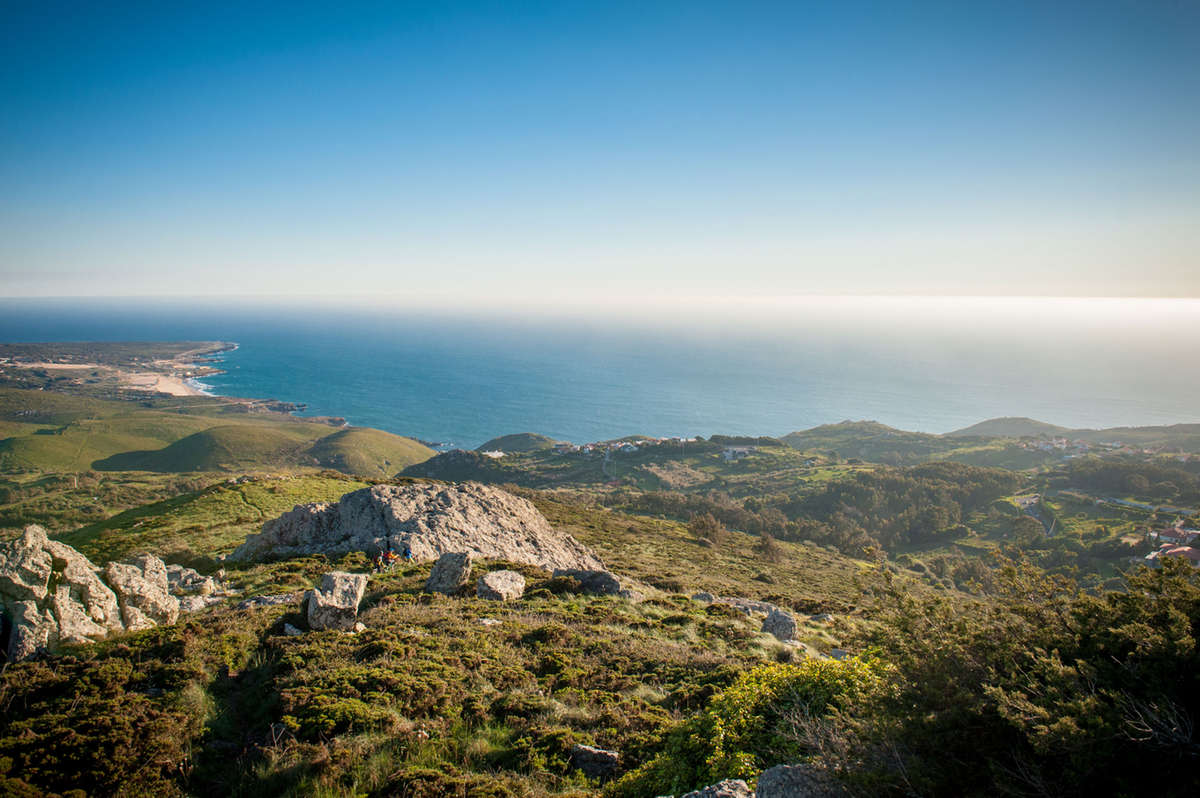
475,432 -> 559,452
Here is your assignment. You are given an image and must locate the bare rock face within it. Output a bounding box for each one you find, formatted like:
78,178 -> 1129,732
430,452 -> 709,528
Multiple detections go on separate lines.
681,779 -> 754,798
105,554 -> 180,631
231,482 -> 603,573
305,571 -> 368,631
762,608 -> 798,642
477,570 -> 526,600
757,764 -> 845,797
426,552 -> 473,595
1,526 -> 178,661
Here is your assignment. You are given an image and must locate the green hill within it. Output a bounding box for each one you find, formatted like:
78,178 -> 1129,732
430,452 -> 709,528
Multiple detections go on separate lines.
93,424 -> 324,472
475,432 -> 558,452
308,427 -> 433,477
947,417 -> 1068,438
0,387 -> 434,477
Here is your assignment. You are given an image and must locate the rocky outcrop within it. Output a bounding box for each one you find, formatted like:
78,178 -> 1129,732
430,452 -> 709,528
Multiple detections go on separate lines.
570,743 -> 620,780
304,571 -> 368,631
230,482 -> 603,573
106,554 -> 179,630
477,570 -> 525,600
762,608 -> 798,642
426,552 -> 473,595
680,779 -> 754,798
0,526 -> 179,661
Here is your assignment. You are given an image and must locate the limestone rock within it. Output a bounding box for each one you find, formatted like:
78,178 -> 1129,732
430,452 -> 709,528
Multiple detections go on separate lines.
757,764 -> 845,797
179,595 -> 224,613
570,743 -> 620,780
1,525 -> 133,660
0,525 -> 54,602
479,617 -> 502,626
762,608 -> 798,642
237,592 -> 302,609
6,600 -> 57,660
105,554 -> 180,631
167,564 -> 217,596
426,552 -> 473,595
680,779 -> 754,798
477,570 -> 526,600
553,568 -> 622,595
283,622 -> 304,636
230,482 -> 603,573
691,591 -> 716,603
304,571 -> 368,631
810,612 -> 834,623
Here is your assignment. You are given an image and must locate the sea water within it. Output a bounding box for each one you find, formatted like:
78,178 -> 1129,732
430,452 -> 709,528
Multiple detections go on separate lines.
1,297 -> 1198,448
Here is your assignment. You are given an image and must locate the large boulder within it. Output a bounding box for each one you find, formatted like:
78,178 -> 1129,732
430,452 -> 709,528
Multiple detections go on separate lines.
426,552 -> 473,595
681,780 -> 754,798
305,571 -> 369,631
477,570 -> 525,601
569,743 -> 620,780
105,553 -> 180,631
757,763 -> 845,797
230,482 -> 603,572
762,608 -> 798,642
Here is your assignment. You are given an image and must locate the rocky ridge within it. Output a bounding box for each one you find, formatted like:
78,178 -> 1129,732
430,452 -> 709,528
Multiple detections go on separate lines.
230,482 -> 604,572
0,525 -> 183,661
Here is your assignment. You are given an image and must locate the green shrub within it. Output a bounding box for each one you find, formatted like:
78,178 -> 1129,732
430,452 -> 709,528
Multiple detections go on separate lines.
608,658 -> 884,796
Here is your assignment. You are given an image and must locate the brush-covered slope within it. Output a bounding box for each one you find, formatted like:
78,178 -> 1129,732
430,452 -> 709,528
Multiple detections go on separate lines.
476,432 -> 559,452
308,427 -> 433,477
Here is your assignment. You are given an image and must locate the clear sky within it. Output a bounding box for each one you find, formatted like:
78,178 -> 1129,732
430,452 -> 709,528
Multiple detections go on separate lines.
2,0 -> 1198,302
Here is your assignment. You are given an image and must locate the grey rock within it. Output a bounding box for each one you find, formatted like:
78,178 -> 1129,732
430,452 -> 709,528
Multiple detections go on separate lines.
0,525 -> 54,602
105,553 -> 180,631
831,648 -> 850,661
553,568 -> 622,595
304,571 -> 368,631
691,591 -> 716,603
230,482 -> 604,573
166,564 -> 218,596
237,592 -> 302,609
477,570 -> 526,600
570,743 -> 620,780
757,763 -> 845,797
810,613 -> 834,623
681,779 -> 754,798
179,595 -> 224,613
283,622 -> 305,636
0,526 -> 137,660
426,552 -> 473,594
762,608 -> 798,642
6,599 -> 56,660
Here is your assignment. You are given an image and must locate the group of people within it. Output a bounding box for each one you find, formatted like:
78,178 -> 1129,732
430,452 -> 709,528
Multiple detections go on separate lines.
372,544 -> 413,573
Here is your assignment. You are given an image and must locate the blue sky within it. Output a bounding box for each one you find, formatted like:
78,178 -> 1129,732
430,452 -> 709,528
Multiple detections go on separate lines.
2,0 -> 1197,301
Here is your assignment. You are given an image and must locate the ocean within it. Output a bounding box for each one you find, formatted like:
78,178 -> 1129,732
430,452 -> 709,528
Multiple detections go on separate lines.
2,297 -> 1198,448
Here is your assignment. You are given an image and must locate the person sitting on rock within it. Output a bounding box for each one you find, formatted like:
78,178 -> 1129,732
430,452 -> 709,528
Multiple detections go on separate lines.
402,543 -> 413,561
